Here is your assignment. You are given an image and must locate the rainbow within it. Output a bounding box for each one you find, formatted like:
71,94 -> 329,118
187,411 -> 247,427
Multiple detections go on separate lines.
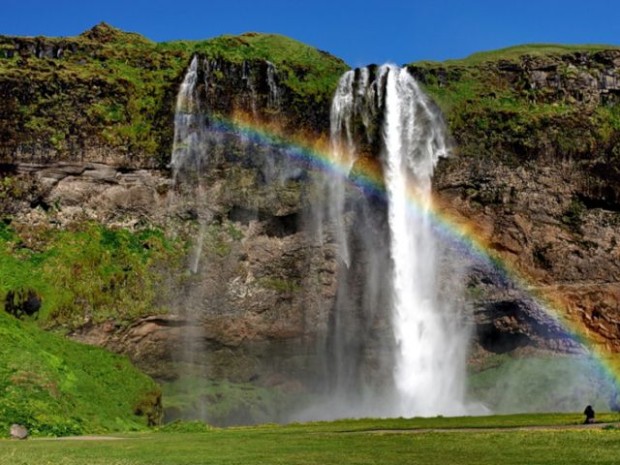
208,111 -> 620,386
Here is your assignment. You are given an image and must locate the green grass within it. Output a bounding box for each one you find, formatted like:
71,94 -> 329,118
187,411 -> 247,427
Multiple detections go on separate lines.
281,412 -> 620,432
0,221 -> 182,329
408,43 -> 620,165
0,311 -> 160,437
445,43 -> 620,65
165,32 -> 347,97
162,377 -> 291,426
2,415 -> 620,464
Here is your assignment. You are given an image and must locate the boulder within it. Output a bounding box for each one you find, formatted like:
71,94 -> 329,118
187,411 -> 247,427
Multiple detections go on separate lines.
10,424 -> 28,440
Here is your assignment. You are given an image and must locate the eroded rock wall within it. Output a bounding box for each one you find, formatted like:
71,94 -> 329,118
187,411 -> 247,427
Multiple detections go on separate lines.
2,39 -> 620,388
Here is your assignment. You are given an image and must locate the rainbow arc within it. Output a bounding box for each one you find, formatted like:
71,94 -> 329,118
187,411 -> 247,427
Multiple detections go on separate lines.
206,110 -> 620,386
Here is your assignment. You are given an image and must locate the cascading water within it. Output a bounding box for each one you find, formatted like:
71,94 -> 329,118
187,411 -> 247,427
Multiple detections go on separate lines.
324,65 -> 471,417
266,61 -> 281,109
382,66 -> 468,416
170,55 -> 205,179
168,56 -> 315,424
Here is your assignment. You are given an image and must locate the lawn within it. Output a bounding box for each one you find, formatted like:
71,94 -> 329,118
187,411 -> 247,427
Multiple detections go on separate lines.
2,414 -> 620,465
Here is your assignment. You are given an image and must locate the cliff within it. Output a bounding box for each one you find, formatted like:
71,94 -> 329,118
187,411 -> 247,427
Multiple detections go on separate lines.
1,26 -> 619,423
409,46 -> 620,356
0,22 -> 346,166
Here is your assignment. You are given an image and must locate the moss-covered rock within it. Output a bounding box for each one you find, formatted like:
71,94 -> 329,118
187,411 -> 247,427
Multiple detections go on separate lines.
0,220 -> 183,329
0,24 -> 347,167
410,46 -> 620,206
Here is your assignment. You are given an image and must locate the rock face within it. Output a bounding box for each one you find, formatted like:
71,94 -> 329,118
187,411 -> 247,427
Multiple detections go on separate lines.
420,50 -> 620,357
2,31 -> 620,420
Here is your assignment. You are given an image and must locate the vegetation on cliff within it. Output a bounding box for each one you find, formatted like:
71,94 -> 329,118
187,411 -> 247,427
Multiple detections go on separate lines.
410,45 -> 620,207
0,23 -> 347,166
165,32 -> 347,98
0,310 -> 161,436
0,220 -> 182,329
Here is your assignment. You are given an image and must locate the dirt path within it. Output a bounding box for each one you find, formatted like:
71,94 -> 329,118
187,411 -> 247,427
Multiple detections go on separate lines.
28,422 -> 619,441
33,435 -> 127,441
359,422 -> 619,434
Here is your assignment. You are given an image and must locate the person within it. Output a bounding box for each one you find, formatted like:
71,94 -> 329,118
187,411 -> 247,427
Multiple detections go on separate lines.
583,405 -> 595,424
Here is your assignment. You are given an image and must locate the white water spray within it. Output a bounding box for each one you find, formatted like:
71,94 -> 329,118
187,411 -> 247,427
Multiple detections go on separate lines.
266,61 -> 281,109
382,66 -> 468,416
328,65 -> 470,417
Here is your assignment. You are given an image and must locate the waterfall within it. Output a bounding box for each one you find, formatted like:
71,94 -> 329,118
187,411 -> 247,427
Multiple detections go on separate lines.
242,60 -> 258,116
325,65 -> 470,417
382,66 -> 468,416
168,56 -> 472,423
170,55 -> 206,179
167,56 -> 307,424
266,61 -> 281,108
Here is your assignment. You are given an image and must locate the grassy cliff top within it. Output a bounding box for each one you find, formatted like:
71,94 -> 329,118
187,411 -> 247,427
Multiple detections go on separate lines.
1,24 -> 617,168
459,43 -> 620,64
164,32 -> 347,93
0,23 -> 348,164
412,43 -> 620,67
0,23 -> 347,94
406,42 -> 620,169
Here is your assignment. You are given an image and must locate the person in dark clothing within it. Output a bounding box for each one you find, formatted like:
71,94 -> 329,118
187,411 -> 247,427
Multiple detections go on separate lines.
584,405 -> 595,424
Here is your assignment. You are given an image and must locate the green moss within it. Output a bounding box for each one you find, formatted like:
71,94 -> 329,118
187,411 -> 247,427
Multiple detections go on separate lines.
162,376 -> 291,426
167,32 -> 347,98
409,45 -> 620,166
0,221 -> 182,329
0,25 -> 347,165
257,277 -> 301,293
562,198 -> 587,231
0,311 -> 160,436
226,223 -> 244,242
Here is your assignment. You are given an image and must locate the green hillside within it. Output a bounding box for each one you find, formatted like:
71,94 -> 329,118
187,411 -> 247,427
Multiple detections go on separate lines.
0,310 -> 161,437
0,221 -> 181,329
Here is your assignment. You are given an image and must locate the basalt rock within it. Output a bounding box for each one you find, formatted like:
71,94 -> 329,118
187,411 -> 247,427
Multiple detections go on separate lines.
1,32 -> 620,385
4,289 -> 41,319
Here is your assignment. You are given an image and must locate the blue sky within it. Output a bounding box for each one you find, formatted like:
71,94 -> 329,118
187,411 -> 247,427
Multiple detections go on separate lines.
2,0 -> 619,67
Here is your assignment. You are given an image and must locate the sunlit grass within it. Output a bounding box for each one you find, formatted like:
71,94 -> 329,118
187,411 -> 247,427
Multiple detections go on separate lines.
2,415 -> 620,465
0,311 -> 159,437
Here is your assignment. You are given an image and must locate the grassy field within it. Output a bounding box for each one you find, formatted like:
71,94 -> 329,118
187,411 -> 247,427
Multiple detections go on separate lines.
1,414 -> 620,465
